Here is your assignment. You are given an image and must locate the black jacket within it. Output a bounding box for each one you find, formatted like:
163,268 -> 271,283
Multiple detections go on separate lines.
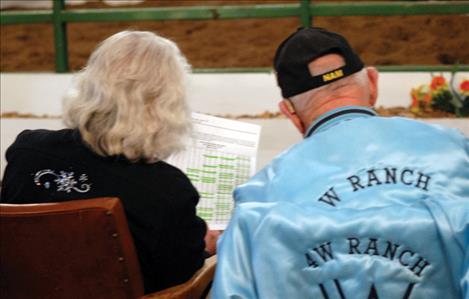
1,129 -> 206,293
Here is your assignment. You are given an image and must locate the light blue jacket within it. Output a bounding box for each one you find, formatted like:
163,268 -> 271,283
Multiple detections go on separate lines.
212,106 -> 469,299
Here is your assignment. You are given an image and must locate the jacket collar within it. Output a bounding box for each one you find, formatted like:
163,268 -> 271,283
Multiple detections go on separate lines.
304,105 -> 377,138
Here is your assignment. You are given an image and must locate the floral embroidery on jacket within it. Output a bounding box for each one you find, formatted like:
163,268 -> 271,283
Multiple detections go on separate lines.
34,169 -> 91,193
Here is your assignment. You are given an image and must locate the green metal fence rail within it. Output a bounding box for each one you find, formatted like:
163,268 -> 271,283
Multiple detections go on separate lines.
1,0 -> 469,72
192,65 -> 469,74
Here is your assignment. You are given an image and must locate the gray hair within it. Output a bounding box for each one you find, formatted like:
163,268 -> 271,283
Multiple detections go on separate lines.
63,31 -> 192,162
290,68 -> 369,108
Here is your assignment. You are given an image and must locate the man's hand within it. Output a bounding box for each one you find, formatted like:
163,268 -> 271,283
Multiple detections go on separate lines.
204,229 -> 222,257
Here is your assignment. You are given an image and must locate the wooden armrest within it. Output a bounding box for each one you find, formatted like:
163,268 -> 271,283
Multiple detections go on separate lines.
141,255 -> 217,299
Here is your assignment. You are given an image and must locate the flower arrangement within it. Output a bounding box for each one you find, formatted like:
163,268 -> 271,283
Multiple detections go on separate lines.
410,75 -> 469,117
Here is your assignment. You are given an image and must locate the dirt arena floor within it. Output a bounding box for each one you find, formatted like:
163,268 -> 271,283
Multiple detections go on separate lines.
1,0 -> 469,72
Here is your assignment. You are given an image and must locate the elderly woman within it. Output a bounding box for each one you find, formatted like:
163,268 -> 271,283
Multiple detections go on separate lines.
1,31 -> 207,293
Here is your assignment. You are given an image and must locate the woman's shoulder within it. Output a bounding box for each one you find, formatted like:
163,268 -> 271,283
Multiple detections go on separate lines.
11,128 -> 76,149
144,160 -> 192,184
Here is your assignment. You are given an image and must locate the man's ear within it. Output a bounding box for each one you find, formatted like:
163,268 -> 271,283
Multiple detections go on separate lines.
366,67 -> 379,106
279,100 -> 305,134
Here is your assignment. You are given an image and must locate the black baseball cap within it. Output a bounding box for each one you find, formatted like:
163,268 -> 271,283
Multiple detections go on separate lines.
274,27 -> 364,98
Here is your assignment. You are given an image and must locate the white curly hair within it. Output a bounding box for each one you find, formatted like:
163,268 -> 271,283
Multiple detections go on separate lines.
63,30 -> 192,162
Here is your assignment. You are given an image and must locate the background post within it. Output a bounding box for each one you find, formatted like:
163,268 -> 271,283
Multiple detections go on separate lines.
300,0 -> 312,27
53,0 -> 69,72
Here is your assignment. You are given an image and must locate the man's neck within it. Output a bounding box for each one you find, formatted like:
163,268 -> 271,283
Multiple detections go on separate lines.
303,98 -> 372,131
304,105 -> 377,138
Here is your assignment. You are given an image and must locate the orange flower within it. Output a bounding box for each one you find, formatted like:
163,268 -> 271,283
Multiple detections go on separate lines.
430,76 -> 446,90
460,80 -> 469,92
423,93 -> 432,103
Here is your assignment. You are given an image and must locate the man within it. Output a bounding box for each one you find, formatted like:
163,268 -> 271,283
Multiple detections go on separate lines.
212,28 -> 469,298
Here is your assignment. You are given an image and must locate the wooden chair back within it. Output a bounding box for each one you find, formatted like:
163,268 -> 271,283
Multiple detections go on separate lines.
0,197 -> 145,299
